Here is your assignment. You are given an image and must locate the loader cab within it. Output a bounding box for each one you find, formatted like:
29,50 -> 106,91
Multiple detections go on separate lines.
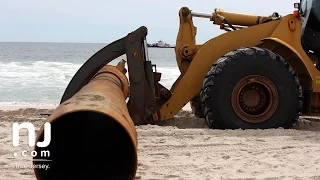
300,0 -> 320,56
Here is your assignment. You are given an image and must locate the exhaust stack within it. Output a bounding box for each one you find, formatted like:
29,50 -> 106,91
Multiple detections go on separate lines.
34,63 -> 137,180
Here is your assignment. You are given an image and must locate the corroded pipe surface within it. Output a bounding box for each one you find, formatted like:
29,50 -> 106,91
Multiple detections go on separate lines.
34,64 -> 137,180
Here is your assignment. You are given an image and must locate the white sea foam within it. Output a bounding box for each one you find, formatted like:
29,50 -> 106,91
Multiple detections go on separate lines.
0,60 -> 180,106
0,42 -> 180,106
0,60 -> 78,83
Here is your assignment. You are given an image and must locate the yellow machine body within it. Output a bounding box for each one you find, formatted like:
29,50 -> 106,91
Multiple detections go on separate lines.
157,7 -> 320,120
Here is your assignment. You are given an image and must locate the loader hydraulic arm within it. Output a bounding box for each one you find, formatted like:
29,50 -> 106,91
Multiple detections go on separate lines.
187,7 -> 281,32
174,7 -> 280,80
60,26 -> 156,125
211,8 -> 280,27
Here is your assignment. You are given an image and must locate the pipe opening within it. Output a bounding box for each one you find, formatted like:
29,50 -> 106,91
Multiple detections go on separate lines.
34,111 -> 136,180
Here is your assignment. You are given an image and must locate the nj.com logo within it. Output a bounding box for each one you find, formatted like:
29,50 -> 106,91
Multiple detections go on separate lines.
12,122 -> 51,161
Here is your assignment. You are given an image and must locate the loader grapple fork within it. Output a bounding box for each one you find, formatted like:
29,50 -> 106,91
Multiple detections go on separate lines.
60,26 -> 156,125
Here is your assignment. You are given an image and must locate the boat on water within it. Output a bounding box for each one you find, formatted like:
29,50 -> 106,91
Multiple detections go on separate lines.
148,40 -> 174,48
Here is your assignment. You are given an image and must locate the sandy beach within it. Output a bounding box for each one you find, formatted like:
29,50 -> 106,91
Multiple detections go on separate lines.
1,106 -> 320,180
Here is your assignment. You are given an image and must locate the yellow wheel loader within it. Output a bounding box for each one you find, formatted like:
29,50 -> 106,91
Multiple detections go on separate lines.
33,1 -> 320,179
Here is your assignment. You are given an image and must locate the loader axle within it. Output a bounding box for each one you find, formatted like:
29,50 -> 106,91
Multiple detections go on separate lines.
231,75 -> 279,123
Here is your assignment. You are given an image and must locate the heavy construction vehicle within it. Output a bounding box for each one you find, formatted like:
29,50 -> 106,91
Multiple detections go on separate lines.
33,1 -> 320,179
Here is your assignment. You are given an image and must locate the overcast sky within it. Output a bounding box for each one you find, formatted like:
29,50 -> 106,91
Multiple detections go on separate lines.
1,0 -> 297,44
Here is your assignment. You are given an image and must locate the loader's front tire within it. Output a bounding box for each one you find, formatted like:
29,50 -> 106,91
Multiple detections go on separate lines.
200,47 -> 302,129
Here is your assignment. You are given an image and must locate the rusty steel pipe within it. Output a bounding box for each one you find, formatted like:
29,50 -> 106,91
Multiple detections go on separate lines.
34,64 -> 137,180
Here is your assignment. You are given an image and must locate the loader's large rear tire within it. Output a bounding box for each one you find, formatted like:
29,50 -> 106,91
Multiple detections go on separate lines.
200,47 -> 303,129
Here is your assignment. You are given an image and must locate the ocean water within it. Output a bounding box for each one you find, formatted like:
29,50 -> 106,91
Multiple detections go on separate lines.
0,42 -> 180,106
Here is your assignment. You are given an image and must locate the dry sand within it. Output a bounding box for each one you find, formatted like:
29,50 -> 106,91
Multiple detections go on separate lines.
0,106 -> 320,180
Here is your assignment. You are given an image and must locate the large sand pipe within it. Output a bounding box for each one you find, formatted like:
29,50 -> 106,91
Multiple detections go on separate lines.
33,63 -> 137,180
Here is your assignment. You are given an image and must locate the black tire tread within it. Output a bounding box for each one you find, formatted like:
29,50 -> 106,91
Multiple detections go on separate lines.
200,47 -> 303,129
